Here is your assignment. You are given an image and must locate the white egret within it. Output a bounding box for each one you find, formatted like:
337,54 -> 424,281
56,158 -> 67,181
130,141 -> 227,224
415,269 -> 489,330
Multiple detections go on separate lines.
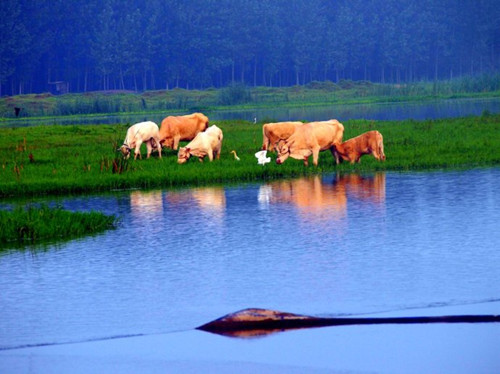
255,150 -> 271,165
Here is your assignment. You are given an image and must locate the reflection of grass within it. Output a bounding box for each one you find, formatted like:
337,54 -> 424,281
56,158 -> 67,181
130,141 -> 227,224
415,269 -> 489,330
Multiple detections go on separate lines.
0,115 -> 499,198
0,204 -> 117,247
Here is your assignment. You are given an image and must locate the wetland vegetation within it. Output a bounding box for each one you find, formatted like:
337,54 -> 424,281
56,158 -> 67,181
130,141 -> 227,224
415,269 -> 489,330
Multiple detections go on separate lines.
2,77 -> 500,119
1,114 -> 499,199
0,204 -> 117,247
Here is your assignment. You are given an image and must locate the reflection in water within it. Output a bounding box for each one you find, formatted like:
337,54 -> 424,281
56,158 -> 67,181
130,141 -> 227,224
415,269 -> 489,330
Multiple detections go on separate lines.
166,187 -> 226,226
338,172 -> 386,205
259,173 -> 385,223
166,187 -> 226,212
2,169 -> 500,353
130,190 -> 163,216
191,187 -> 226,213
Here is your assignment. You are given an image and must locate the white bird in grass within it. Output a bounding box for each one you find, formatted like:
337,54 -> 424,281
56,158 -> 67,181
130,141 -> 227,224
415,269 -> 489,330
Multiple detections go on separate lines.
255,150 -> 271,165
231,150 -> 240,161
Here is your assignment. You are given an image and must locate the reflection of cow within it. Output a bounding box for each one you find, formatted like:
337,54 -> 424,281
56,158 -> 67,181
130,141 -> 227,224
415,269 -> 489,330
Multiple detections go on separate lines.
261,172 -> 386,219
159,112 -> 209,150
191,187 -> 226,211
177,125 -> 223,163
165,187 -> 226,224
276,120 -> 344,166
261,121 -> 303,152
166,187 -> 226,211
334,172 -> 386,204
120,121 -> 162,160
130,190 -> 163,216
264,176 -> 347,219
334,130 -> 385,164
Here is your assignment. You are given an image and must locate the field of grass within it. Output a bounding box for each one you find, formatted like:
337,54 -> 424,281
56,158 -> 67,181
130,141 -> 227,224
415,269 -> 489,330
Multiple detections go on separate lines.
0,114 -> 499,199
0,204 -> 117,247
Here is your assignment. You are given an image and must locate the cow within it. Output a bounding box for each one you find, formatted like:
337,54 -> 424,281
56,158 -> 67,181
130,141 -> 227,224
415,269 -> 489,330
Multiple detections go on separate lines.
334,130 -> 385,164
119,121 -> 162,160
261,121 -> 303,152
159,112 -> 209,150
276,120 -> 344,166
177,125 -> 223,164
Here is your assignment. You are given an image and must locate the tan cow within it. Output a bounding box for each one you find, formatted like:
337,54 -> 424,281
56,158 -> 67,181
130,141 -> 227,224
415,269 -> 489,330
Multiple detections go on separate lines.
159,112 -> 209,150
261,121 -> 303,151
120,121 -> 162,160
276,120 -> 344,166
177,125 -> 223,164
334,130 -> 385,164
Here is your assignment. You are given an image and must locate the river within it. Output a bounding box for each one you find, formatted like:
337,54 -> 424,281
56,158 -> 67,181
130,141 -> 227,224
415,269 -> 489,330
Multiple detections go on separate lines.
1,168 -> 499,373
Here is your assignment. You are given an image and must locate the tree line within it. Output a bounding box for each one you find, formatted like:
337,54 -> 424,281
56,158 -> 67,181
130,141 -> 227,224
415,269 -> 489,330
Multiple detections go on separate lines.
1,0 -> 499,96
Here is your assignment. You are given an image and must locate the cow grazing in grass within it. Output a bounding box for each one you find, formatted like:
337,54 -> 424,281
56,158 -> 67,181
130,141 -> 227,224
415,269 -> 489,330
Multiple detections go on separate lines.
177,125 -> 223,164
334,130 -> 385,164
120,121 -> 162,160
276,120 -> 344,166
159,112 -> 209,150
261,121 -> 303,152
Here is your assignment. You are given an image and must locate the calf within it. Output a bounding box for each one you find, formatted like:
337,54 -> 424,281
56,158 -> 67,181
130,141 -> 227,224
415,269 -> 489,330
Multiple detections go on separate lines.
334,130 -> 385,164
177,125 -> 223,164
120,121 -> 162,160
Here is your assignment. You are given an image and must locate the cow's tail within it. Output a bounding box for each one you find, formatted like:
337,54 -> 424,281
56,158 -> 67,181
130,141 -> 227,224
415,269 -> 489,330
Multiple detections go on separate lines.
378,131 -> 386,161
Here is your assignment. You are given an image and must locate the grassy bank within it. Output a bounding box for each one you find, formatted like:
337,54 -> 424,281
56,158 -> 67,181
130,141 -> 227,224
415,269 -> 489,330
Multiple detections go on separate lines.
0,204 -> 117,247
0,114 -> 499,198
2,76 -> 500,118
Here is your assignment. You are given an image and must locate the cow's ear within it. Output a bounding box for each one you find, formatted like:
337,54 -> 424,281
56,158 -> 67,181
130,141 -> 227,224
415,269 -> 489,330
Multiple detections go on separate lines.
186,147 -> 191,152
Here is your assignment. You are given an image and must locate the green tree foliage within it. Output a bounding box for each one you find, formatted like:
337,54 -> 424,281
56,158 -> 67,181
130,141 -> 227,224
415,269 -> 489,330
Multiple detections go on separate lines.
1,0 -> 499,95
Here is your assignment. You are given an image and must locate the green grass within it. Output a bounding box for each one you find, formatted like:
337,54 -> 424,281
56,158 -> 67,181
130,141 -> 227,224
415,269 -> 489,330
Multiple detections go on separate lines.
0,204 -> 117,246
0,114 -> 499,198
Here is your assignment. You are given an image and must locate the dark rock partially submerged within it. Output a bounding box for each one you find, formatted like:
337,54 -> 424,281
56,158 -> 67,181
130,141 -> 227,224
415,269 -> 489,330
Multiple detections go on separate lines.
196,308 -> 500,338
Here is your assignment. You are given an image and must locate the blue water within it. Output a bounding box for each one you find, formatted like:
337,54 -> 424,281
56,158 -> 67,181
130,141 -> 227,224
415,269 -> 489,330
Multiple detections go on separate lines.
1,168 -> 499,353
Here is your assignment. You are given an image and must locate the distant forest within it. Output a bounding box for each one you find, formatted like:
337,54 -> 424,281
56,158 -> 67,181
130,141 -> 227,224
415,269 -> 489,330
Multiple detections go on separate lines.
2,0 -> 500,95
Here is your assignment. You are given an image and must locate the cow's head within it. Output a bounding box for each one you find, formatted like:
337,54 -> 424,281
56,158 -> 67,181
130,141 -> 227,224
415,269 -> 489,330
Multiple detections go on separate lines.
177,147 -> 191,164
275,141 -> 289,165
161,137 -> 174,149
119,144 -> 131,159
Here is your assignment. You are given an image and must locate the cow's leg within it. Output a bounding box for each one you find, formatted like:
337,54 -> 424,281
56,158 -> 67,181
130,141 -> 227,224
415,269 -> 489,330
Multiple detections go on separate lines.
312,148 -> 320,167
134,140 -> 143,160
146,141 -> 153,159
207,150 -> 214,161
173,136 -> 181,150
330,147 -> 340,165
155,137 -> 162,158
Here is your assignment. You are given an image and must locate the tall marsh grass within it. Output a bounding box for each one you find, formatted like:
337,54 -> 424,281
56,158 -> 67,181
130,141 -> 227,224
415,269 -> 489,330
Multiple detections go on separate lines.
0,204 -> 117,245
0,115 -> 499,198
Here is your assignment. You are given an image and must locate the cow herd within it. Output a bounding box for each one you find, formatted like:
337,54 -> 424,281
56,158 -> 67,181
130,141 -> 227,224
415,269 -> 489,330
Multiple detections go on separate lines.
120,112 -> 385,166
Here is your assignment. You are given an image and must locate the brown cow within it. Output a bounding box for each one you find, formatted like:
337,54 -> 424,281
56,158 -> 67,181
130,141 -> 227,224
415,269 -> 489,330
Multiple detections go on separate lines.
261,121 -> 303,151
276,120 -> 344,166
334,130 -> 385,164
159,112 -> 209,150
